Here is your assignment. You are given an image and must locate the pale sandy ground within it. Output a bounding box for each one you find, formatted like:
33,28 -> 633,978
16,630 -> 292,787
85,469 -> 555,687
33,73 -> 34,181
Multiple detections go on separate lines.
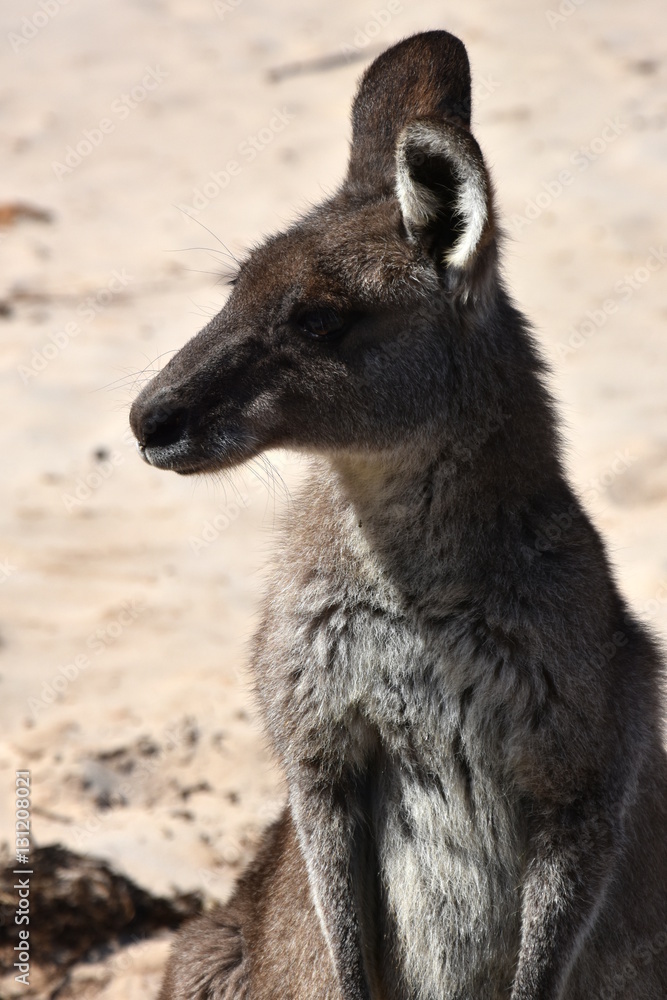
0,0 -> 665,995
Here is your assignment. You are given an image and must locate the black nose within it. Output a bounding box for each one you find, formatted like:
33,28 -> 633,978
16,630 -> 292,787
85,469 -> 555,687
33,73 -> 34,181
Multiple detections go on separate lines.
131,399 -> 189,450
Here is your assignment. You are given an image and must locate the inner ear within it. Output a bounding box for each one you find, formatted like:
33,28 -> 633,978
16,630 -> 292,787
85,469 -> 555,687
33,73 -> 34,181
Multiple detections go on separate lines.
403,143 -> 464,256
396,118 -> 490,270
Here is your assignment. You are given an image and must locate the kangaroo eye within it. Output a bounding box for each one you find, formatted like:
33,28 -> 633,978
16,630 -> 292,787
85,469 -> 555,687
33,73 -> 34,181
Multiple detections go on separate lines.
295,307 -> 347,339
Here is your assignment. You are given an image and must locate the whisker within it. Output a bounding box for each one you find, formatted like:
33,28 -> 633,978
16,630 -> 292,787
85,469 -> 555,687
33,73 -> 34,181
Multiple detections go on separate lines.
186,297 -> 221,321
266,455 -> 292,507
165,246 -> 238,264
181,267 -> 232,278
96,350 -> 179,396
174,208 -> 242,266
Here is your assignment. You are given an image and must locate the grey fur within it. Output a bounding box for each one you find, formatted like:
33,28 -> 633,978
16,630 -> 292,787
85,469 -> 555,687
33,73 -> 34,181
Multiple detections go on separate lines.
130,30 -> 667,1000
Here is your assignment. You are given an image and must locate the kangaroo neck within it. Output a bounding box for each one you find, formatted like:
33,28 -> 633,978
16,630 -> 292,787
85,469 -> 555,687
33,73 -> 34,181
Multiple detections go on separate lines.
310,444 -> 491,611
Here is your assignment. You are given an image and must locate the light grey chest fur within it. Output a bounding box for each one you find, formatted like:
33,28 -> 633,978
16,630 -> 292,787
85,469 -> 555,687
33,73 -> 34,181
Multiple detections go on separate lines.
256,515 -> 524,999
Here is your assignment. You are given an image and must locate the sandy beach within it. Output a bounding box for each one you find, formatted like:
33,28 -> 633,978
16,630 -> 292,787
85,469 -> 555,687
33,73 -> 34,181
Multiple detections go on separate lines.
0,0 -> 665,995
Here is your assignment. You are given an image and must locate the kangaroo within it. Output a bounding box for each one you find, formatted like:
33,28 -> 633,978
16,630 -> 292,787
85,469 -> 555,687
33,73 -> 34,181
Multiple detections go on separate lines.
129,30 -> 667,1000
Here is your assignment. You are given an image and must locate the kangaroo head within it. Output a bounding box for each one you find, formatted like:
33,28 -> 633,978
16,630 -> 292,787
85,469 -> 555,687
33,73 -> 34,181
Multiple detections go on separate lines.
130,31 -> 499,475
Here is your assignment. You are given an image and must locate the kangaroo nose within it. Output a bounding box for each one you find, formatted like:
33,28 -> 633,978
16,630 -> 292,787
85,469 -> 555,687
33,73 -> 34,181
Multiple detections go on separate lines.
130,397 -> 189,450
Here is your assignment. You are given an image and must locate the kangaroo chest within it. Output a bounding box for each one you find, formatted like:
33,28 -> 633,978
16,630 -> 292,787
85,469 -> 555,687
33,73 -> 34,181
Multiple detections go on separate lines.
256,581 -> 524,998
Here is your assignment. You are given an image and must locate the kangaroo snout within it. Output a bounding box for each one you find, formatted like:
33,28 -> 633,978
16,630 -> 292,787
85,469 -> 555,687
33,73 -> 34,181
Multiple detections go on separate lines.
130,387 -> 186,449
130,388 -> 190,468
130,320 -> 279,475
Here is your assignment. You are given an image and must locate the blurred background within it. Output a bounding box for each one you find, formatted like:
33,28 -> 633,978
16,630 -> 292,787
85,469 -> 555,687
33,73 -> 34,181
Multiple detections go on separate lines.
0,0 -> 665,995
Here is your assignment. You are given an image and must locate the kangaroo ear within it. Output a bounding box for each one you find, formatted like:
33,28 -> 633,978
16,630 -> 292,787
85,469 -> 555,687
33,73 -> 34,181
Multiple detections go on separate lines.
395,117 -> 491,269
346,31 -> 472,193
345,31 -> 493,273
